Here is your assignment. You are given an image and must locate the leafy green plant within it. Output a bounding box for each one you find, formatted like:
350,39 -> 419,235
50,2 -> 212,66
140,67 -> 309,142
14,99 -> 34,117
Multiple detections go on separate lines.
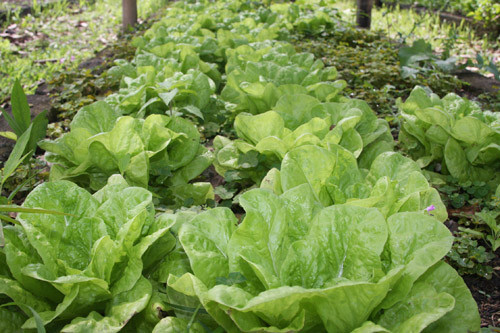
398,39 -> 457,79
472,185 -> 500,251
476,209 -> 500,251
40,102 -> 214,206
105,66 -> 218,121
221,43 -> 345,115
1,0 -> 494,330
0,81 -> 48,203
437,179 -> 491,209
165,186 -> 479,332
466,0 -> 500,31
447,228 -> 496,279
214,95 -> 394,183
260,145 -> 448,221
398,86 -> 500,190
271,2 -> 340,36
0,175 -> 176,331
0,80 -> 48,157
0,127 -> 35,204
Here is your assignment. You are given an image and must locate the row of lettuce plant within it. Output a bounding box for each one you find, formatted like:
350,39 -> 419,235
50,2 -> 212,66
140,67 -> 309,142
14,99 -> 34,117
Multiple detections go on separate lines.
214,95 -> 394,184
39,0 -> 344,205
0,0 -> 491,331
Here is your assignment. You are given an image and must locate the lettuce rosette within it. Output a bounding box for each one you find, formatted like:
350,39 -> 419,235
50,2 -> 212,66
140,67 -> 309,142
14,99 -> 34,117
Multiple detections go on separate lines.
165,186 -> 479,332
0,176 -> 176,332
221,43 -> 345,115
261,145 -> 447,221
399,86 -> 500,189
214,95 -> 394,183
40,102 -> 213,206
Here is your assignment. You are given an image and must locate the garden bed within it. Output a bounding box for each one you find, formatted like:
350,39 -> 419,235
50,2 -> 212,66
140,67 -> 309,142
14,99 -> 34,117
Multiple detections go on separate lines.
0,0 -> 499,331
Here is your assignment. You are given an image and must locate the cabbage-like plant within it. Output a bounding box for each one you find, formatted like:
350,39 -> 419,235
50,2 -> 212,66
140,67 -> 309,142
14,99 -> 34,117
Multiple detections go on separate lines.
221,44 -> 345,115
106,66 -> 218,120
214,96 -> 394,183
0,176 -> 176,331
40,102 -> 213,206
261,145 -> 448,221
398,86 -> 500,189
167,187 -> 479,332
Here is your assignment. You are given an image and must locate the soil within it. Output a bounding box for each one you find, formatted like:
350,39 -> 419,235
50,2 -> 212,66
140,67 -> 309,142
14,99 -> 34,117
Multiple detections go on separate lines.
447,209 -> 500,328
455,70 -> 500,94
463,253 -> 500,328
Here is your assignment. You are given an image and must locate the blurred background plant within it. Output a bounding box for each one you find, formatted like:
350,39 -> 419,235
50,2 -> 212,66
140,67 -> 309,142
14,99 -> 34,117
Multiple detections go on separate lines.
0,0 -> 169,103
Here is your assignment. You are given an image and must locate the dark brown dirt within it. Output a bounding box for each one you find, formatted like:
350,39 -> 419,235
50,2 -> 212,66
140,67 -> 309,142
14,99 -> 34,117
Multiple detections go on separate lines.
455,70 -> 500,94
446,208 -> 500,329
463,252 -> 500,328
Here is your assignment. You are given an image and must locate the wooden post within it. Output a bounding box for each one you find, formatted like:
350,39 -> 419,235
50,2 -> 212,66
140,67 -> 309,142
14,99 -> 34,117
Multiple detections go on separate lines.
122,0 -> 137,31
356,0 -> 374,29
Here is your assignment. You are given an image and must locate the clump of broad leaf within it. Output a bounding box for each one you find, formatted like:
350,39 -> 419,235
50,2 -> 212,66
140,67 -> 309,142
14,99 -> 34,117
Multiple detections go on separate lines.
221,43 -> 346,115
214,95 -> 394,183
105,65 -> 218,121
110,32 -> 224,88
398,86 -> 500,189
271,1 -> 339,35
261,144 -> 448,221
0,176 -> 176,332
398,39 -> 457,79
40,102 -> 213,206
166,186 -> 479,332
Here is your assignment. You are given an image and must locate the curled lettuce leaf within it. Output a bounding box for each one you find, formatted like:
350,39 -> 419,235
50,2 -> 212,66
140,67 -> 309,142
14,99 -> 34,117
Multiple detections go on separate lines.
264,145 -> 447,221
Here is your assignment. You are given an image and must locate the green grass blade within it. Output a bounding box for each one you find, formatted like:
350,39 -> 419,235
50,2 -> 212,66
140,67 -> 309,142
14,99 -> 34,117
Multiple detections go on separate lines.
10,80 -> 31,134
1,125 -> 33,187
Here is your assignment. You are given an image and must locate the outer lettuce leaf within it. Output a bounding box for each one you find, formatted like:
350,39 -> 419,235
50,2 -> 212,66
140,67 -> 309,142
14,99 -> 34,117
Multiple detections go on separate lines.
0,276 -> 51,313
179,208 -> 238,287
152,317 -> 204,332
375,282 -> 455,332
371,263 -> 480,333
378,213 -> 453,308
60,276 -> 152,332
0,307 -> 27,333
2,226 -> 62,303
420,262 -> 480,333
